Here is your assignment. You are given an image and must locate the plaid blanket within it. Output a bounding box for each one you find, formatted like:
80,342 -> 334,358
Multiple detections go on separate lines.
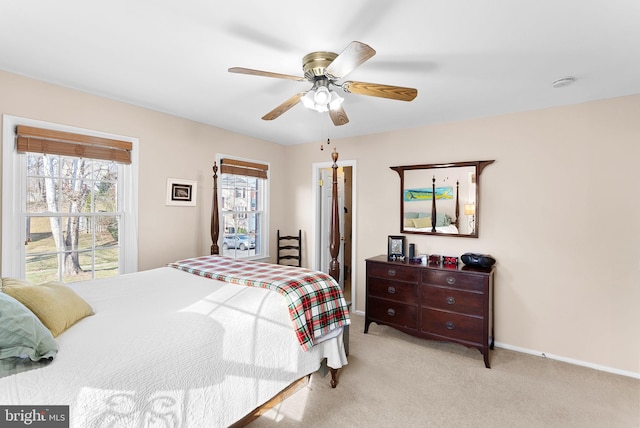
169,255 -> 350,351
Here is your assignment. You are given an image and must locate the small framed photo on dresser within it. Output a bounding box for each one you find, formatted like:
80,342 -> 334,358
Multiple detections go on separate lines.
387,235 -> 406,261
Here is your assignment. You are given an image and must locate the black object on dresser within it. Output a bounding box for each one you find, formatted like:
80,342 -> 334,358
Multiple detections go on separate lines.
365,255 -> 495,368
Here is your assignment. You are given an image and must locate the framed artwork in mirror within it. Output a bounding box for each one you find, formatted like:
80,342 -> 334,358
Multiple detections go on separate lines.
387,235 -> 406,261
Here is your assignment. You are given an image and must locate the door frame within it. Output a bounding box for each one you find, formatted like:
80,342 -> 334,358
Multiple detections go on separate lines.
312,159 -> 357,313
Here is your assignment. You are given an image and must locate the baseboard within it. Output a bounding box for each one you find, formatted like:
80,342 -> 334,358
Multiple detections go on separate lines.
494,341 -> 640,379
352,309 -> 639,379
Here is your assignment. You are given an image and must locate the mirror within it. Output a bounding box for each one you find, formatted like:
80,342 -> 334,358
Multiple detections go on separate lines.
391,160 -> 494,238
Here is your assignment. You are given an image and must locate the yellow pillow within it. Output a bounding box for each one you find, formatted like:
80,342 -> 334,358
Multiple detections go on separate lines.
412,217 -> 433,228
1,278 -> 94,337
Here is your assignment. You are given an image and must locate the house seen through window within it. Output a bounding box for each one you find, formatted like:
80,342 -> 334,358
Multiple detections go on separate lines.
219,157 -> 268,259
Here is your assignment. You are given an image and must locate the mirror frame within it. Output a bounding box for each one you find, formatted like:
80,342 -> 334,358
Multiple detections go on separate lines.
391,160 -> 494,238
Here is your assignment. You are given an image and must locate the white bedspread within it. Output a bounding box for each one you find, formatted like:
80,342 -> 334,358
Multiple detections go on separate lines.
404,224 -> 459,234
0,267 -> 347,427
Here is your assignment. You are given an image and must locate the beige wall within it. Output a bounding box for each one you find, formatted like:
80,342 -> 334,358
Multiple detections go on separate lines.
0,70 -> 288,270
284,95 -> 640,375
1,70 -> 638,375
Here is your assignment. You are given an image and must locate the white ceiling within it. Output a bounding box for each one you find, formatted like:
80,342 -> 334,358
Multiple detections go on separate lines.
1,0 -> 639,146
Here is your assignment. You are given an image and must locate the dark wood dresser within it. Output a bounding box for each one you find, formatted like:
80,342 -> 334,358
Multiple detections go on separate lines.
365,255 -> 495,368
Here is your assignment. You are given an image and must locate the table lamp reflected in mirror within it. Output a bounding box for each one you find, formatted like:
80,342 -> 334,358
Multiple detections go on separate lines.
464,203 -> 476,235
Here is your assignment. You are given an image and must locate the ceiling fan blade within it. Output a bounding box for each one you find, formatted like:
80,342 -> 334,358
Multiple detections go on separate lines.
262,93 -> 305,121
228,67 -> 305,82
329,105 -> 349,126
325,41 -> 376,79
342,81 -> 417,101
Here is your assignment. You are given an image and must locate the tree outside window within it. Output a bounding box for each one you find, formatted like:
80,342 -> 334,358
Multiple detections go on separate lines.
25,153 -> 120,283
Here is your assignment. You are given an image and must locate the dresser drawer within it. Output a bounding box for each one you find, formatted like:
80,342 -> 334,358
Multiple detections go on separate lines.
368,262 -> 418,283
368,277 -> 418,304
421,286 -> 483,316
421,309 -> 483,344
421,270 -> 485,292
368,297 -> 417,329
366,255 -> 494,368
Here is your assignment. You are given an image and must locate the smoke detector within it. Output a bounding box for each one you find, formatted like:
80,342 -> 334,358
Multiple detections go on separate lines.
552,76 -> 576,88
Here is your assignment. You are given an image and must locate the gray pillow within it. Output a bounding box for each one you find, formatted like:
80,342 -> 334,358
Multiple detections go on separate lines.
0,291 -> 58,361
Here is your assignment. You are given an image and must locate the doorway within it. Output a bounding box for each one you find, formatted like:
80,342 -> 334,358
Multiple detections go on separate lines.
313,161 -> 356,310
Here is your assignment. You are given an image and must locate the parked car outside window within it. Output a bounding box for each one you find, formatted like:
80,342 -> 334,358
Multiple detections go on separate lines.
223,234 -> 255,251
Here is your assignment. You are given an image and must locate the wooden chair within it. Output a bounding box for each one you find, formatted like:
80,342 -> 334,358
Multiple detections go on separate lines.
277,230 -> 302,267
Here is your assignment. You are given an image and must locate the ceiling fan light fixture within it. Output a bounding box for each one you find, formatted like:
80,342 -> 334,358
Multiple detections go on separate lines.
302,91 -> 325,111
313,86 -> 331,106
301,90 -> 316,109
328,91 -> 344,110
313,102 -> 329,113
301,87 -> 343,113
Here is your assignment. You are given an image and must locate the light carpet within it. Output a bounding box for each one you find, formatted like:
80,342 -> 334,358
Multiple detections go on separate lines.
249,314 -> 639,427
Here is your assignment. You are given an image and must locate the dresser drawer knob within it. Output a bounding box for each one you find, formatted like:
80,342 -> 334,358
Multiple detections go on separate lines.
445,321 -> 455,330
388,269 -> 396,277
387,286 -> 396,294
446,296 -> 456,305
387,308 -> 396,317
446,276 -> 456,285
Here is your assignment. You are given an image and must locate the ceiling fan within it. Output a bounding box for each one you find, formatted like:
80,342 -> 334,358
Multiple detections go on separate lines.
228,41 -> 418,126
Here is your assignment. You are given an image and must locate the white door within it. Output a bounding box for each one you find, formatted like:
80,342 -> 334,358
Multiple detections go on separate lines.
319,167 -> 345,288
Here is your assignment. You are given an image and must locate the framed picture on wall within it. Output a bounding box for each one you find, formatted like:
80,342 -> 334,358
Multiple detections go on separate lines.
166,178 -> 197,207
387,235 -> 406,260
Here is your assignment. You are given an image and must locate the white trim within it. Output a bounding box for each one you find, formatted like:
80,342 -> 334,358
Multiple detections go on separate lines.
312,159 -> 357,312
344,325 -> 639,378
2,117 -> 24,276
122,136 -> 139,274
494,341 -> 640,379
2,114 -> 139,277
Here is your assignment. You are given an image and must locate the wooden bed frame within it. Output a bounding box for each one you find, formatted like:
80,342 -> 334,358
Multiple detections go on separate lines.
209,151 -> 344,425
429,176 -> 460,232
209,150 -> 342,286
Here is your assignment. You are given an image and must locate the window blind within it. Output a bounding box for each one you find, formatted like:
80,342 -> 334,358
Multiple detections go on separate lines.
220,158 -> 268,179
16,125 -> 132,164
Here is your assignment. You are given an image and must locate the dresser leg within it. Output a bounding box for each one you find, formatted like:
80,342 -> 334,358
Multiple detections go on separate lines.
364,319 -> 370,333
483,352 -> 491,369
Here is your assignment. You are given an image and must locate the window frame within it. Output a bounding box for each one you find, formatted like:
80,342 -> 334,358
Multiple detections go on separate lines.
2,115 -> 139,279
216,154 -> 269,261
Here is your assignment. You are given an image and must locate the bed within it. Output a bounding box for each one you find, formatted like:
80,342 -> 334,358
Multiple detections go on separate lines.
402,212 -> 459,234
0,152 -> 349,427
401,175 -> 460,234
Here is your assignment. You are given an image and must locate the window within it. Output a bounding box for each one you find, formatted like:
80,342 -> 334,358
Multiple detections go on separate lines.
25,154 -> 120,283
218,157 -> 268,259
2,116 -> 138,282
